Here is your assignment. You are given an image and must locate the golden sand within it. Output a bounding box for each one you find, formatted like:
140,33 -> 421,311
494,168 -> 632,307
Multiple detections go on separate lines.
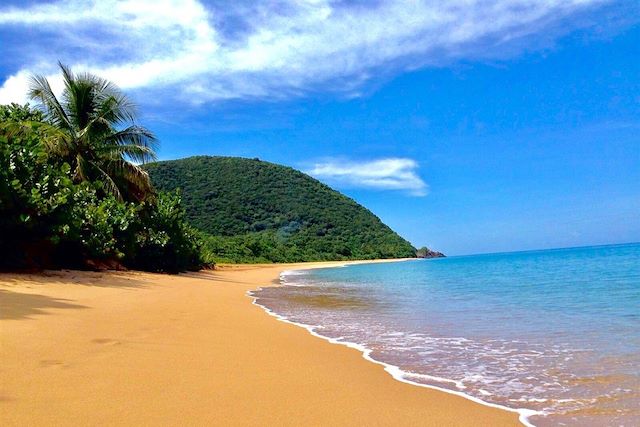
0,262 -> 520,426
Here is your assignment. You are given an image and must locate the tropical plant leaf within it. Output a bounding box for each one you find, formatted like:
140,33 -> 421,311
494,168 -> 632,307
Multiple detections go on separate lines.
27,63 -> 158,201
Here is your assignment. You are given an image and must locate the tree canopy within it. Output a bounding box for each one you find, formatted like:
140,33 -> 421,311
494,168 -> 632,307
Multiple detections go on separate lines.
28,63 -> 157,202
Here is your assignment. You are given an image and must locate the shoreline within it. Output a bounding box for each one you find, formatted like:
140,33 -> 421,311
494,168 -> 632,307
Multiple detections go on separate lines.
1,261 -> 521,426
251,261 -> 537,427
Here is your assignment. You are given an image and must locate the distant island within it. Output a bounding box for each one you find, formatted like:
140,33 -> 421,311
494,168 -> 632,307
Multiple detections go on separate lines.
416,247 -> 446,258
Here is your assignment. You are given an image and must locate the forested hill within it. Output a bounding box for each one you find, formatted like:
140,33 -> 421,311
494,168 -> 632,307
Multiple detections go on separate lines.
145,156 -> 416,263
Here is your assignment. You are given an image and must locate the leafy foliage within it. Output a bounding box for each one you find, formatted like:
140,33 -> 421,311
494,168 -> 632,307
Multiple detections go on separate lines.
0,106 -> 76,266
146,156 -> 416,263
28,63 -> 157,202
0,103 -> 205,272
128,192 -> 207,272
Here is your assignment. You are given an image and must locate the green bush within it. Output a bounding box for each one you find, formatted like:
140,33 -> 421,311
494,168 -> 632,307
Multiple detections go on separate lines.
0,104 -> 206,272
128,192 -> 206,272
57,184 -> 137,263
0,113 -> 76,267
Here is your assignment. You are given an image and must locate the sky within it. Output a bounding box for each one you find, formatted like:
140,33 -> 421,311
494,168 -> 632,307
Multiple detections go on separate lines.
0,0 -> 639,255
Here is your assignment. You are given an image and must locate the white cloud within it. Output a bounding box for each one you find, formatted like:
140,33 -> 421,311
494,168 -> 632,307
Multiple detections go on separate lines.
0,0 -> 612,104
308,158 -> 428,196
0,70 -> 30,105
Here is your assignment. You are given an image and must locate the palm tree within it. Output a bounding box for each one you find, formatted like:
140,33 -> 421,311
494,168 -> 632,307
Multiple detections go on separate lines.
28,62 -> 158,202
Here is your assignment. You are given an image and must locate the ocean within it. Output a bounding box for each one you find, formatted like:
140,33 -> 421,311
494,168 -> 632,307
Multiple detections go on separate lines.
251,243 -> 640,426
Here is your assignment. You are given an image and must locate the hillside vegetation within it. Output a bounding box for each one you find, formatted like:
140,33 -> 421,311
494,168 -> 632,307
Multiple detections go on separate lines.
146,156 -> 416,263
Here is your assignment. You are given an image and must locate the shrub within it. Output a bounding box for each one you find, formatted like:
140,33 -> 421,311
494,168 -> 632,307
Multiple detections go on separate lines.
129,192 -> 206,272
0,116 -> 75,267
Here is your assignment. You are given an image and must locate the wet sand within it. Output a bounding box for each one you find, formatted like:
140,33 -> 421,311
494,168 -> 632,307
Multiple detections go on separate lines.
0,262 -> 520,426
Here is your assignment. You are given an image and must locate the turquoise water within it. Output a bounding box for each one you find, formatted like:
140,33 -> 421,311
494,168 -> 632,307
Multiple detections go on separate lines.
253,243 -> 640,426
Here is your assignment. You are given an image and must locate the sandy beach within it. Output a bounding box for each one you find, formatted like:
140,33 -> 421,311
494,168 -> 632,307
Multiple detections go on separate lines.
0,262 -> 520,426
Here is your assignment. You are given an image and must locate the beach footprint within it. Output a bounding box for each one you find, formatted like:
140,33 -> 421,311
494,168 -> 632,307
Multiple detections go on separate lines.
91,338 -> 122,346
39,359 -> 66,368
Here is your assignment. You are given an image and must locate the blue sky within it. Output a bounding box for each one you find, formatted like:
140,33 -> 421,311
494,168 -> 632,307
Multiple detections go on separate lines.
1,0 -> 639,255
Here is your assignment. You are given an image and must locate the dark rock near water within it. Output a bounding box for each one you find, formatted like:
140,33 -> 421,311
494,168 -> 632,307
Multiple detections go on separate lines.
416,247 -> 445,258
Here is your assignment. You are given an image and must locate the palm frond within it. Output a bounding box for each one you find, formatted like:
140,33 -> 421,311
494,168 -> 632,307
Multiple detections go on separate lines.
93,162 -> 124,201
80,98 -> 140,141
27,63 -> 159,201
0,120 -> 35,138
0,120 -> 72,156
98,93 -> 137,126
106,125 -> 158,151
82,71 -> 136,125
74,154 -> 91,183
58,62 -> 75,89
97,144 -> 157,164
105,158 -> 154,201
28,121 -> 73,157
27,73 -> 71,131
60,64 -> 105,131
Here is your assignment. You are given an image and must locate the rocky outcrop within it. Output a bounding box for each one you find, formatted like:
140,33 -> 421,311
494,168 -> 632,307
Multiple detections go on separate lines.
416,247 -> 445,258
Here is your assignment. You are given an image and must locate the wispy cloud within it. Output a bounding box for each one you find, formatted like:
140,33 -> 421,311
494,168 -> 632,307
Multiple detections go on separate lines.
0,0 -> 617,105
308,158 -> 428,196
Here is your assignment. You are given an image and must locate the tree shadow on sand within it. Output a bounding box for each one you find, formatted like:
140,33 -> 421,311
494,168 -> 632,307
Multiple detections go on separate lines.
0,270 -> 149,289
179,271 -> 282,287
0,289 -> 88,320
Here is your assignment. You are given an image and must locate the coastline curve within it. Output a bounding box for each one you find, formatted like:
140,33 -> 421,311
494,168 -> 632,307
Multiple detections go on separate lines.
248,265 -> 540,427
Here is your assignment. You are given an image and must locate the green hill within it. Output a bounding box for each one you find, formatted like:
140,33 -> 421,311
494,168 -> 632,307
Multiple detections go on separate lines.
145,156 -> 416,263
